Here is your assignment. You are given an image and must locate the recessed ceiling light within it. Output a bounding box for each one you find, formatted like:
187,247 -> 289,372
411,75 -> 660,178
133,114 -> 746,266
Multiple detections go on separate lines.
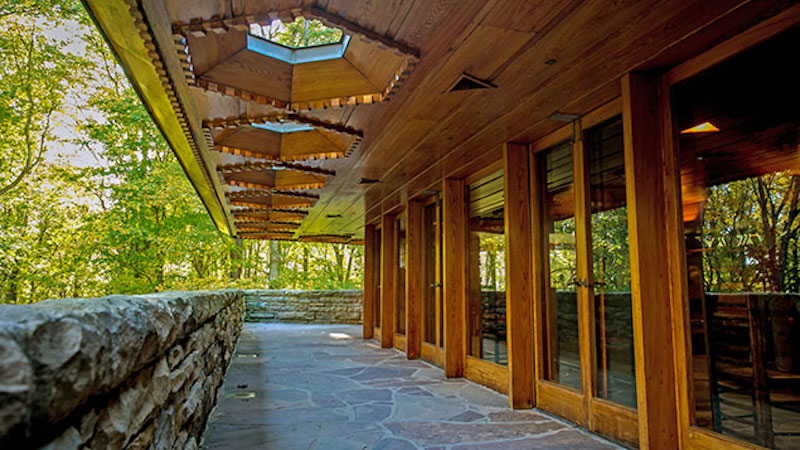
681,121 -> 720,134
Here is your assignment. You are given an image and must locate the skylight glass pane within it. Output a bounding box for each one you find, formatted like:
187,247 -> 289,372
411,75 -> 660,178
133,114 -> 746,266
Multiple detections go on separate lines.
252,122 -> 315,133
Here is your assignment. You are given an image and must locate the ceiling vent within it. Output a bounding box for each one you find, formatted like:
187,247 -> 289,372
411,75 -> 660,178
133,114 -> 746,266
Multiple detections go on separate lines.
446,73 -> 496,93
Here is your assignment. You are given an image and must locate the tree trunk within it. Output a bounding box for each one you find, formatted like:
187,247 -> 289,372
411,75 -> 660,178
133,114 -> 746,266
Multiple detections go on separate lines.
269,240 -> 281,283
230,238 -> 244,281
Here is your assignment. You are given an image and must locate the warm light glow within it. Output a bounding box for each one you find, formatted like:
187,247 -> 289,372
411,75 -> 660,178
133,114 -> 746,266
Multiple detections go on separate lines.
680,121 -> 720,134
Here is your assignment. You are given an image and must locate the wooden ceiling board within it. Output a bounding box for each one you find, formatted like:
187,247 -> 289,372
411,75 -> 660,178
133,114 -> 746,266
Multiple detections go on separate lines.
187,31 -> 247,76
358,0 -> 752,221
274,170 -> 328,189
280,129 -> 349,160
341,37 -> 406,90
218,126 -> 283,159
201,49 -> 293,101
290,58 -> 379,103
140,0 -> 797,240
165,0 -> 308,24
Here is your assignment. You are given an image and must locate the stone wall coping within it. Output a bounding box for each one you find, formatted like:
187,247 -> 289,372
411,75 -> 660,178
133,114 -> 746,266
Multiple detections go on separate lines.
242,289 -> 363,295
0,290 -> 242,445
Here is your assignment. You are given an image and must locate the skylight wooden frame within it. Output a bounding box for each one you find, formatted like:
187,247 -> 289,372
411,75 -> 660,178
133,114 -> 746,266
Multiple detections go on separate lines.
173,7 -> 420,111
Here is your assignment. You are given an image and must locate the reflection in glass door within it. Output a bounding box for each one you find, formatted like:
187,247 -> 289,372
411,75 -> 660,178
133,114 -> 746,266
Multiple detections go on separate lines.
540,141 -> 581,389
586,118 -> 637,408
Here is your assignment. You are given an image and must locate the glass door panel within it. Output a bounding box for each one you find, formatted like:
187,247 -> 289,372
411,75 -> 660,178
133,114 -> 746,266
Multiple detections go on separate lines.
540,141 -> 581,389
395,215 -> 406,335
375,229 -> 382,327
423,202 -> 437,345
467,170 -> 507,365
586,118 -> 637,408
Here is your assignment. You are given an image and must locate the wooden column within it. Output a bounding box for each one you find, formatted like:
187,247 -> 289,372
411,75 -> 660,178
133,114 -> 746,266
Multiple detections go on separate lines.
363,223 -> 377,339
380,214 -> 397,348
442,178 -> 467,378
405,200 -> 423,359
504,142 -> 535,409
622,72 -> 679,448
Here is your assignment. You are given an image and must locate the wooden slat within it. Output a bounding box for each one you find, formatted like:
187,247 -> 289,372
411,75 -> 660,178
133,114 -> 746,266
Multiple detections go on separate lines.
380,213 -> 397,348
362,223 -> 377,339
405,199 -> 423,359
622,72 -> 679,447
442,178 -> 467,378
592,399 -> 639,448
503,142 -> 535,409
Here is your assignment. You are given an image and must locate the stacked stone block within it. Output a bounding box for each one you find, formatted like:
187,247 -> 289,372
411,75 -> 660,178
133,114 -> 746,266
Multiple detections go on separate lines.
0,290 -> 244,449
244,289 -> 362,324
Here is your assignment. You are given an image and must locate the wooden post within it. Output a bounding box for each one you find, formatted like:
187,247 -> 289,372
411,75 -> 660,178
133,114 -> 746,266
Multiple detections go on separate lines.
622,72 -> 679,448
443,178 -> 467,378
504,142 -> 535,409
380,213 -> 397,348
363,223 -> 377,339
405,200 -> 423,359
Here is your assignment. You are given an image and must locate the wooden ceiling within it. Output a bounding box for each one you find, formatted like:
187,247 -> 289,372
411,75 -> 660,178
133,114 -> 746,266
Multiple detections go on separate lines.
99,0 -> 798,241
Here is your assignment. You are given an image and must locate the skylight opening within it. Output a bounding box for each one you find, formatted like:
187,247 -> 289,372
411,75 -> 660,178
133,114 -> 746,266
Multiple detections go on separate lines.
252,122 -> 315,133
249,17 -> 343,49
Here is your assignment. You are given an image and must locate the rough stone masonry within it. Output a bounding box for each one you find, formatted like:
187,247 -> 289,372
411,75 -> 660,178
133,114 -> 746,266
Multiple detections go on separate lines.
0,290 -> 244,449
244,289 -> 362,324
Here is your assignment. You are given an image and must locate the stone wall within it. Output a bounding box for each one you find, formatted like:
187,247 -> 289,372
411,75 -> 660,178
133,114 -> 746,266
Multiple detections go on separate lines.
244,289 -> 362,324
0,290 -> 244,450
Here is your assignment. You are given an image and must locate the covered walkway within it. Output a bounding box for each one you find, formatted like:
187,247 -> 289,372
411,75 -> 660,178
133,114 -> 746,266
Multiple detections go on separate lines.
203,324 -> 620,449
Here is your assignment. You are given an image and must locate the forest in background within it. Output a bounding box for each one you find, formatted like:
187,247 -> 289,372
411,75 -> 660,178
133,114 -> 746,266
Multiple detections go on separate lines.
0,1 -> 362,304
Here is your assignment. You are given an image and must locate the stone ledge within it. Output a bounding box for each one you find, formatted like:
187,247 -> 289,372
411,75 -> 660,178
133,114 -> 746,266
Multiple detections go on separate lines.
0,290 -> 244,449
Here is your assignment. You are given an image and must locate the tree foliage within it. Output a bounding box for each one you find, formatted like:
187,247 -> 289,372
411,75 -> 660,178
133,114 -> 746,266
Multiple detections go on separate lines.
0,5 -> 363,304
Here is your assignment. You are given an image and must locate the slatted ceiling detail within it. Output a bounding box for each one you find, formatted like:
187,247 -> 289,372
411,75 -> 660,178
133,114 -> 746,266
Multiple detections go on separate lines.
468,169 -> 504,218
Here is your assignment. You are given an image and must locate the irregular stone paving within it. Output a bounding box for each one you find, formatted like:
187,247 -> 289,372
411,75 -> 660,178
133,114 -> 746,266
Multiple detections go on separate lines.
202,324 -> 623,450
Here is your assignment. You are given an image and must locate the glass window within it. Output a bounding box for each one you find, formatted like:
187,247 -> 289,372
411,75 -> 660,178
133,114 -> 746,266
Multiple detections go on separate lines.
676,29 -> 799,448
540,142 -> 581,389
468,170 -> 507,365
586,117 -> 637,408
396,215 -> 406,335
423,202 -> 438,345
375,229 -> 381,327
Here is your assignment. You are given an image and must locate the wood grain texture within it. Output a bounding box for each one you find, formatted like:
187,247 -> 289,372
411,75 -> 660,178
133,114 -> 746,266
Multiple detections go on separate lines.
404,199 -> 423,359
380,213 -> 397,347
442,178 -> 466,378
572,132 -> 594,428
503,142 -> 535,409
622,72 -> 679,448
465,355 -> 509,394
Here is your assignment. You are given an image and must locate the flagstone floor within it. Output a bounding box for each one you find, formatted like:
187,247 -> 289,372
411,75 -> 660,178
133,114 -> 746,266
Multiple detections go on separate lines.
202,323 -> 622,450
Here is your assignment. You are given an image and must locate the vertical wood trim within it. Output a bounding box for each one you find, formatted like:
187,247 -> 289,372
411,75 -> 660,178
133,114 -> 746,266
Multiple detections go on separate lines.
504,142 -> 535,409
380,214 -> 397,348
443,178 -> 467,378
363,223 -> 377,339
660,74 -> 692,450
622,72 -> 679,448
529,147 -> 546,387
573,128 -> 595,427
405,200 -> 424,359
